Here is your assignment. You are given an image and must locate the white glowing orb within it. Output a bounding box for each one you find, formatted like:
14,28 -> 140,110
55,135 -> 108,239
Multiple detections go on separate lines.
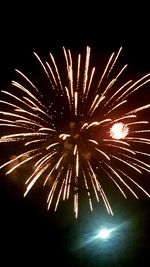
98,228 -> 111,239
110,122 -> 129,139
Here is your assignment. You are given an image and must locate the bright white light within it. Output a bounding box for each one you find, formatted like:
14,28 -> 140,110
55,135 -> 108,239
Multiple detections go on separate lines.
98,228 -> 111,239
110,122 -> 129,139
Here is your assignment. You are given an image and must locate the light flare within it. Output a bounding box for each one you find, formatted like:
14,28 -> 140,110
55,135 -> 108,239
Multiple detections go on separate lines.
110,122 -> 129,139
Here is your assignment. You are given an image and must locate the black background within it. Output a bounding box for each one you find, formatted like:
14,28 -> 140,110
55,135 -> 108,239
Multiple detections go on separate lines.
0,3 -> 150,266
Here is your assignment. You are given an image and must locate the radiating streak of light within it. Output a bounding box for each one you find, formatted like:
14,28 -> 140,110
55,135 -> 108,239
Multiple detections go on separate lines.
74,91 -> 78,115
64,49 -> 73,100
111,155 -> 142,173
111,115 -> 137,123
55,175 -> 66,211
83,46 -> 91,94
35,152 -> 57,172
25,157 -> 51,185
126,104 -> 150,115
104,80 -> 133,107
59,133 -> 70,140
98,119 -> 112,125
43,165 -> 56,186
102,64 -> 128,96
0,123 -> 33,129
96,179 -> 113,215
89,95 -> 105,115
1,132 -> 49,140
76,151 -> 79,177
16,119 -> 43,128
131,130 -> 150,133
63,169 -> 70,200
25,139 -> 46,146
104,161 -> 138,198
87,162 -> 112,214
12,81 -> 39,103
88,94 -> 99,114
117,73 -> 150,101
47,177 -> 59,209
83,171 -> 93,211
0,100 -> 24,110
24,163 -> 50,197
73,145 -> 77,155
86,119 -> 111,130
105,100 -> 127,116
34,153 -> 51,168
74,193 -> 78,219
119,153 -> 150,170
55,154 -> 64,169
97,51 -> 115,89
68,49 -> 74,99
110,168 -> 139,198
102,168 -> 127,198
118,169 -> 150,197
132,162 -> 150,173
76,54 -> 81,91
126,121 -> 149,126
85,67 -> 95,98
6,153 -> 41,175
23,97 -> 51,118
0,109 -> 48,126
1,90 -> 45,113
134,151 -> 150,157
95,148 -> 110,160
0,148 -> 39,170
46,61 -> 58,91
15,69 -> 39,92
67,167 -> 72,199
105,144 -> 136,155
15,107 -> 49,124
87,161 -> 99,191
88,139 -> 98,145
103,139 -> 131,146
88,169 -> 100,202
125,137 -> 150,143
0,120 -> 34,130
39,127 -> 56,132
49,53 -> 64,93
0,118 -> 17,124
46,142 -> 59,150
33,52 -> 50,81
122,78 -> 150,101
80,123 -> 88,131
65,86 -> 72,110
86,121 -> 99,129
125,140 -> 150,145
107,47 -> 123,76
0,111 -> 38,124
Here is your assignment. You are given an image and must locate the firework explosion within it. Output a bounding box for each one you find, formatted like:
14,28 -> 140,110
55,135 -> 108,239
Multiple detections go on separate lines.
0,46 -> 150,218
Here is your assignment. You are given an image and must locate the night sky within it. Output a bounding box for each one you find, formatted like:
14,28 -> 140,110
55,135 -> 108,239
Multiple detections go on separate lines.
0,4 -> 150,267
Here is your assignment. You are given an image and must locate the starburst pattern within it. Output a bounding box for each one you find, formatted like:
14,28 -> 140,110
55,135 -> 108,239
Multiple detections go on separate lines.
0,46 -> 150,218
110,122 -> 129,139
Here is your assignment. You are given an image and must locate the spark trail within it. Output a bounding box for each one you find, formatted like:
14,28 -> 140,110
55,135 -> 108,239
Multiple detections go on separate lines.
0,46 -> 150,218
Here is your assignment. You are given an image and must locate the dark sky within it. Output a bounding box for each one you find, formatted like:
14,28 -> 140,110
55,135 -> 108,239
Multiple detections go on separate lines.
0,3 -> 150,267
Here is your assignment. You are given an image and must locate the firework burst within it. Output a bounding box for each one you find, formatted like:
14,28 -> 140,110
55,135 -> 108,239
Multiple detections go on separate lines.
0,46 -> 150,218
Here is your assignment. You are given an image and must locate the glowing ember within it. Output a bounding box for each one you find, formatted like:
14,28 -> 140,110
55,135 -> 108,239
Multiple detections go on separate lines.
110,123 -> 129,139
